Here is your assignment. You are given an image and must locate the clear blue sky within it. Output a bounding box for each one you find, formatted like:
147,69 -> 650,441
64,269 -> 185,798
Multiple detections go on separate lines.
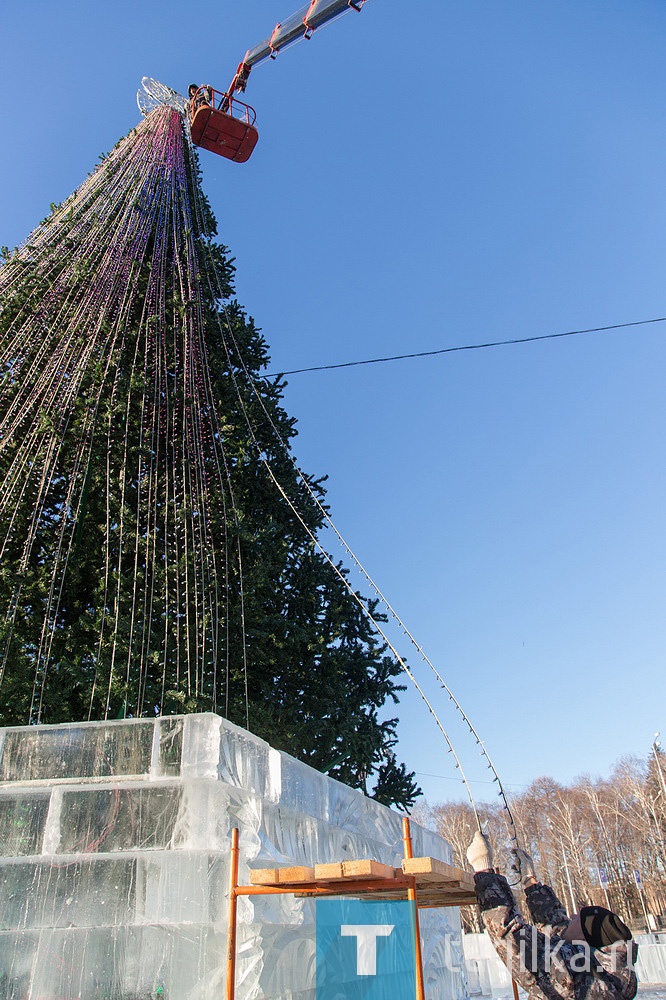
2,1 -> 664,806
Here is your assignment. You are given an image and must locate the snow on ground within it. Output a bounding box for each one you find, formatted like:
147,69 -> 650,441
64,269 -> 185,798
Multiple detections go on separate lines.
479,984 -> 666,1000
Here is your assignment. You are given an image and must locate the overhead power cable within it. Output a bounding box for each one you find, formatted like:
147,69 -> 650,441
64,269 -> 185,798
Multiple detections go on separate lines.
416,771 -> 529,789
261,315 -> 666,378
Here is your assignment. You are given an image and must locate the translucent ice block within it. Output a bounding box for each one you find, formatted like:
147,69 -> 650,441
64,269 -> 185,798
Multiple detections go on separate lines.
0,713 -> 468,999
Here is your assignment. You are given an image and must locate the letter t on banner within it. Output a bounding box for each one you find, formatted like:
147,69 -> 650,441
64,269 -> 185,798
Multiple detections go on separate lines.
316,899 -> 417,999
340,924 -> 394,975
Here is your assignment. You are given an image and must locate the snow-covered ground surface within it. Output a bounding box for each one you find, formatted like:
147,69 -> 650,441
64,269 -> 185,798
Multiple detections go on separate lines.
475,981 -> 666,1000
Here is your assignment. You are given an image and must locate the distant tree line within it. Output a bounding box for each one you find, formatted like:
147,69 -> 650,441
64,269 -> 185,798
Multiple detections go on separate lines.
426,748 -> 666,932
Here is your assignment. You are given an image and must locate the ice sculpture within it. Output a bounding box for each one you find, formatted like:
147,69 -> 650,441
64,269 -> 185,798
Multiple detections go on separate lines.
0,713 -> 467,999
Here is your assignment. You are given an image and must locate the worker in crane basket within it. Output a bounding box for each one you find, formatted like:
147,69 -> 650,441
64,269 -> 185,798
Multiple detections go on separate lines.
466,832 -> 638,1000
188,83 -> 213,113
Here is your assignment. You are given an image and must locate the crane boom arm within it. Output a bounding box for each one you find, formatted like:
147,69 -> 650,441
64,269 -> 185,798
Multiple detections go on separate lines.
228,0 -> 368,96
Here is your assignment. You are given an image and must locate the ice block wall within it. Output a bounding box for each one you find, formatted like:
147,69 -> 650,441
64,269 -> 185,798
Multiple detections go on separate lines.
0,713 -> 467,999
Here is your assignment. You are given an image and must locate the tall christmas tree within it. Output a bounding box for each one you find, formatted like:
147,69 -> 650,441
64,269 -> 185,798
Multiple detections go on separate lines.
0,101 -> 419,808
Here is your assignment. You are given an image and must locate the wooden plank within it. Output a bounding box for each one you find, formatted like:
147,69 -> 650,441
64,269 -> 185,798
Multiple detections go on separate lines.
420,888 -> 476,900
403,857 -> 475,886
383,894 -> 474,907
277,866 -> 315,884
294,886 -> 477,906
342,860 -> 396,880
420,898 -> 477,909
314,859 -> 399,882
361,894 -> 408,902
418,887 -> 476,899
249,868 -> 281,885
402,856 -> 466,880
416,878 -> 469,891
314,862 -> 345,881
250,865 -> 317,886
418,891 -> 476,902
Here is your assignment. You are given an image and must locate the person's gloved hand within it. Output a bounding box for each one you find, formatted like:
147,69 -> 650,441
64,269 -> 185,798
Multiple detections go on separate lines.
466,831 -> 494,872
511,847 -> 537,886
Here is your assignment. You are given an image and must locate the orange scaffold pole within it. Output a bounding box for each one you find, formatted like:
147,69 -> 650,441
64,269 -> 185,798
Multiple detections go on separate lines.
226,827 -> 240,1000
402,817 -> 427,1000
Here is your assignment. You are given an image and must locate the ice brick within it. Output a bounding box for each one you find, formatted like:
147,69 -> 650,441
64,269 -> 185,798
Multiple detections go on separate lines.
58,785 -> 183,853
0,794 -> 50,856
0,721 -> 154,782
218,718 -> 273,799
155,718 -> 183,777
0,858 -> 138,929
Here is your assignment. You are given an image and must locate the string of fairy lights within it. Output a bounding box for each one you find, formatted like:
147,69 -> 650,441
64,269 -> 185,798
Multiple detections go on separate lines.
0,105 -> 247,723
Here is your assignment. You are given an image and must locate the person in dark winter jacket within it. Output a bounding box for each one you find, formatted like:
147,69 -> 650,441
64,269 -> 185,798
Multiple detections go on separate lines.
188,84 -> 213,115
466,832 -> 638,1000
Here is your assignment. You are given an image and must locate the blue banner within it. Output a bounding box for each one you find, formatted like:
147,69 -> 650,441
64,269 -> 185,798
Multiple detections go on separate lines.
316,898 -> 417,999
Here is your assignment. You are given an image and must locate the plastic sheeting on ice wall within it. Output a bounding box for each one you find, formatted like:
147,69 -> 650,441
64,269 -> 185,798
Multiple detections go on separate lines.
0,713 -> 468,999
